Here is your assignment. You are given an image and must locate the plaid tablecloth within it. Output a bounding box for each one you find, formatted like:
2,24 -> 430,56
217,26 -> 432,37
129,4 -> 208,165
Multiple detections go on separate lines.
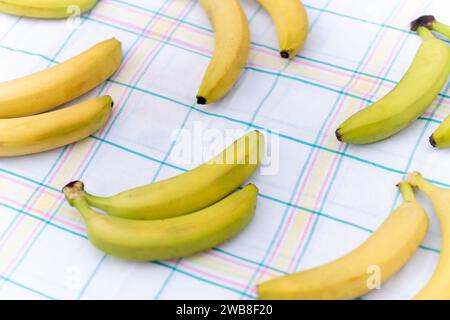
0,0 -> 449,300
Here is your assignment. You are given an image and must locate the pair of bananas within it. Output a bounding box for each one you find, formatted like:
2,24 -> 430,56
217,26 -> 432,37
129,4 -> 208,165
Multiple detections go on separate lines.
0,38 -> 122,157
0,0 -> 97,18
337,16 -> 450,148
196,0 -> 309,105
63,131 -> 264,261
259,173 -> 450,300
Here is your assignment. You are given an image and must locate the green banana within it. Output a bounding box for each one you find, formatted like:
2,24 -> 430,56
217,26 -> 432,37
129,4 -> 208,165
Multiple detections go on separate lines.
80,130 -> 264,220
336,26 -> 450,144
63,182 -> 258,261
411,16 -> 450,148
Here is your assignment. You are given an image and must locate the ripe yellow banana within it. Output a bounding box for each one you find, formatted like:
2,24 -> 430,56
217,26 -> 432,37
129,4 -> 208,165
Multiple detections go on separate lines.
257,0 -> 308,59
0,38 -> 121,118
0,0 -> 96,18
411,16 -> 450,148
258,182 -> 428,300
81,130 -> 264,220
0,96 -> 112,157
63,182 -> 258,261
407,172 -> 450,300
336,27 -> 450,144
196,0 -> 250,105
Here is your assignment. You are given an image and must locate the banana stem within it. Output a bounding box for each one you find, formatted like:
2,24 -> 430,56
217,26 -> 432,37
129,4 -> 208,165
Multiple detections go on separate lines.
432,21 -> 450,39
62,181 -> 95,221
398,182 -> 416,202
406,172 -> 440,197
416,26 -> 436,41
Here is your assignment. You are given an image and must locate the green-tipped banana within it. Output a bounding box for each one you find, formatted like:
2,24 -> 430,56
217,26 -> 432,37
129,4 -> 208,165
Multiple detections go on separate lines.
63,182 -> 258,261
336,26 -> 450,144
411,16 -> 450,148
258,182 -> 428,300
80,130 -> 264,220
407,172 -> 450,299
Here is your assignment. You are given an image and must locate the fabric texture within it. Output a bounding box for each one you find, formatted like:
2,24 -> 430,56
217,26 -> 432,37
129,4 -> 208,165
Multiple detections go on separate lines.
0,0 -> 449,300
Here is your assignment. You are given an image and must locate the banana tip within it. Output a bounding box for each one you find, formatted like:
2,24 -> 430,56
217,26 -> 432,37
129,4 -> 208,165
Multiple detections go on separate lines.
429,135 -> 437,148
280,50 -> 290,59
335,129 -> 343,142
411,15 -> 436,31
196,96 -> 207,105
406,172 -> 422,185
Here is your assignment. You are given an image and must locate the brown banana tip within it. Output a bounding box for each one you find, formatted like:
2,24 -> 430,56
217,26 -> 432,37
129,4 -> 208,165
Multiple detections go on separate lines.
62,181 -> 85,202
280,50 -> 290,59
411,15 -> 436,31
429,135 -> 437,148
196,96 -> 207,105
335,129 -> 343,142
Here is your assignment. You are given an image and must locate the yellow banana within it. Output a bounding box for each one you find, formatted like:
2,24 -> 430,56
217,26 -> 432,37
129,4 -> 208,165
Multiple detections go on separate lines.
0,38 -> 121,118
258,182 -> 428,300
81,130 -> 264,220
196,0 -> 250,105
63,182 -> 258,261
411,16 -> 450,148
407,172 -> 450,300
257,0 -> 308,59
0,0 -> 96,18
0,96 -> 112,157
336,27 -> 450,144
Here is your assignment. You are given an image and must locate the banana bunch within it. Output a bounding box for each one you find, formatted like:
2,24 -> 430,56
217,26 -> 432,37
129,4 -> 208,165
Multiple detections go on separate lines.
410,16 -> 450,148
0,38 -> 122,157
63,131 -> 264,261
197,0 -> 308,105
0,0 -> 97,19
336,21 -> 450,145
407,172 -> 450,300
258,182 -> 429,300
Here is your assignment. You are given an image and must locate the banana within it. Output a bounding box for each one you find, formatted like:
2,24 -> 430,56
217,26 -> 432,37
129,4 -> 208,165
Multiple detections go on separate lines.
411,16 -> 450,148
0,96 -> 112,157
336,27 -> 450,144
80,130 -> 264,220
257,0 -> 308,59
0,0 -> 96,18
63,182 -> 258,261
258,182 -> 428,300
196,0 -> 250,105
0,38 -> 121,118
407,172 -> 450,300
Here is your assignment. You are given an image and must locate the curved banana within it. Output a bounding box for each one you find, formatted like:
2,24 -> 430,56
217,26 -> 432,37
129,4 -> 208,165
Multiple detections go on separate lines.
336,27 -> 450,144
196,0 -> 250,105
258,182 -> 428,300
0,38 -> 121,118
407,172 -> 450,300
411,16 -> 450,148
257,0 -> 308,59
0,96 -> 112,157
63,182 -> 258,261
81,130 -> 264,220
0,0 -> 96,18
